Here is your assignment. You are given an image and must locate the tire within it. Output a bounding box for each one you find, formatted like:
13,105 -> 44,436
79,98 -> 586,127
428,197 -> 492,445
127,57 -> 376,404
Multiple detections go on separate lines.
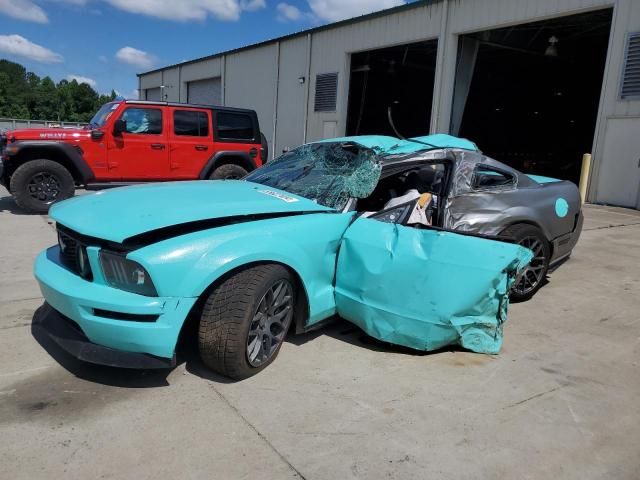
501,223 -> 551,302
209,164 -> 248,180
10,160 -> 75,214
260,132 -> 269,164
198,264 -> 295,380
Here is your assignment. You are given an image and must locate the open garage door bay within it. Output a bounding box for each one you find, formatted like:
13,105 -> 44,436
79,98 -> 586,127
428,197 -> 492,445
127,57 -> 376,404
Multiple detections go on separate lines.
453,9 -> 613,186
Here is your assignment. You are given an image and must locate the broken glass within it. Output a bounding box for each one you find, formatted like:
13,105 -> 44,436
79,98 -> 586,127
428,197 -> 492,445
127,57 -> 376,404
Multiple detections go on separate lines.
245,142 -> 382,210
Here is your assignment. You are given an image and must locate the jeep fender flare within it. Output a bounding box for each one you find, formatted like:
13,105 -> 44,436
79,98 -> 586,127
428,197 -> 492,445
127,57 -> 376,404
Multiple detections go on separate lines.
199,151 -> 257,180
9,141 -> 95,184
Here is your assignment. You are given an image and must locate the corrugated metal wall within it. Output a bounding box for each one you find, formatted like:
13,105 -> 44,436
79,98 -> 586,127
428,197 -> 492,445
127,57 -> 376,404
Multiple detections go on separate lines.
275,36 -> 309,156
591,0 -> 640,208
225,44 -> 279,155
137,0 -> 640,207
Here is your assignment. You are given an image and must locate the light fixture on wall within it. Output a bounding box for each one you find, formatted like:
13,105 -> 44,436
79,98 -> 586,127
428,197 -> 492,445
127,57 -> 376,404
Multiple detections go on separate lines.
545,36 -> 559,57
298,76 -> 306,84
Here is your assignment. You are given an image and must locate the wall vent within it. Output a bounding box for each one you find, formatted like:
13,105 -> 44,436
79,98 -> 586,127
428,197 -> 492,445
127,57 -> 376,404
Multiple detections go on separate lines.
621,33 -> 640,99
314,73 -> 339,112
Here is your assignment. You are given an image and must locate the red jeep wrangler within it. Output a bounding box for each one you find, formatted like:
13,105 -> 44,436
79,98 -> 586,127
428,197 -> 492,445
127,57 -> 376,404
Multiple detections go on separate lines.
0,100 -> 267,213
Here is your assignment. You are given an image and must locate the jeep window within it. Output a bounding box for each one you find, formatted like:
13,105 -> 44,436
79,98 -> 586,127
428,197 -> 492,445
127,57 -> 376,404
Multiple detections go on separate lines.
245,142 -> 381,210
120,108 -> 163,135
472,165 -> 515,190
216,112 -> 254,141
89,102 -> 118,127
174,110 -> 209,137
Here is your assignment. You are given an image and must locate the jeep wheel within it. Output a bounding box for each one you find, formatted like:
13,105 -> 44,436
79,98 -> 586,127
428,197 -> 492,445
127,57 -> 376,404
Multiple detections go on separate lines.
501,224 -> 550,302
209,164 -> 248,180
10,160 -> 75,214
198,264 -> 294,380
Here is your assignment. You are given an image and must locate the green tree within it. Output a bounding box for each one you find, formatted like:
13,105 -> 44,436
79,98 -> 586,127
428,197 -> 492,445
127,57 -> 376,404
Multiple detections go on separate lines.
0,58 -> 118,122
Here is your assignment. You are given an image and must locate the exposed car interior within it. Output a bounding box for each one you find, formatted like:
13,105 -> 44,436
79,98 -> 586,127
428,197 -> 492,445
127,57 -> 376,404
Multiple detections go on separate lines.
357,162 -> 449,228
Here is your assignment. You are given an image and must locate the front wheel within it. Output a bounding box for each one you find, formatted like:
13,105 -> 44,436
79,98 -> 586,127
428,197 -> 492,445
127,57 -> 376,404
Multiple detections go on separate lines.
198,264 -> 295,380
501,224 -> 550,301
10,160 -> 75,214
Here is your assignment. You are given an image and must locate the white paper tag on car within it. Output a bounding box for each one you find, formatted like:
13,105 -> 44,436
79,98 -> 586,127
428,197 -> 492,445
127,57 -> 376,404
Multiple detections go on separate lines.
257,189 -> 299,203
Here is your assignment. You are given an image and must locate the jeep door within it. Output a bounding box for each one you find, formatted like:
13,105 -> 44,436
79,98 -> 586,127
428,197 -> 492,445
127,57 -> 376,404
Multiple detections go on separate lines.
168,107 -> 213,179
334,217 -> 532,354
107,105 -> 170,180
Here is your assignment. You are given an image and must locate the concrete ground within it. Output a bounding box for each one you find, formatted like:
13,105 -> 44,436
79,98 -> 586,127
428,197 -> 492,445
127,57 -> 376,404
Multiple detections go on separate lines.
0,185 -> 639,480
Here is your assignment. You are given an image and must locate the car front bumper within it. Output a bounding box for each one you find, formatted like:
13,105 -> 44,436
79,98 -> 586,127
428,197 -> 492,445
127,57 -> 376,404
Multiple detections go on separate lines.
34,247 -> 197,365
33,303 -> 176,369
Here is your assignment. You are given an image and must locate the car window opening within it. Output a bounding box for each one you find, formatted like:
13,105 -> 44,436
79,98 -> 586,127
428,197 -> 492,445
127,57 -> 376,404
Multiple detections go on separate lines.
356,162 -> 449,228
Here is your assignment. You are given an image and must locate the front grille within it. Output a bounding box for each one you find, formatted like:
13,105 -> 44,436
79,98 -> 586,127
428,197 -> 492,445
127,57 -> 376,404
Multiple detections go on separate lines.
57,228 -> 93,280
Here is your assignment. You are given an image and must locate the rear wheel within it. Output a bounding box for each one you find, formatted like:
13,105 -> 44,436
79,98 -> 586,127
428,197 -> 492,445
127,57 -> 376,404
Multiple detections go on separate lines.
260,132 -> 269,164
501,224 -> 550,301
198,264 -> 295,380
10,160 -> 75,214
209,163 -> 248,180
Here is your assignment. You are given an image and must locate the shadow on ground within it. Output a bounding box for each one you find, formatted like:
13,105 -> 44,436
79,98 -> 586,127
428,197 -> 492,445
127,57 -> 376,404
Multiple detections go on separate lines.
0,194 -> 31,215
30,304 -> 449,389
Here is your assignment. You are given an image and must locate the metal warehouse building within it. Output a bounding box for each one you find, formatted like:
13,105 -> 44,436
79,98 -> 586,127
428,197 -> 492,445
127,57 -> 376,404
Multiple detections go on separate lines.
138,0 -> 640,208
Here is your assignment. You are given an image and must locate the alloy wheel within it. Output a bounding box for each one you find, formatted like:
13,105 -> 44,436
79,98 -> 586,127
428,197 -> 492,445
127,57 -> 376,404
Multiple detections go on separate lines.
246,279 -> 293,367
27,172 -> 61,204
514,236 -> 547,296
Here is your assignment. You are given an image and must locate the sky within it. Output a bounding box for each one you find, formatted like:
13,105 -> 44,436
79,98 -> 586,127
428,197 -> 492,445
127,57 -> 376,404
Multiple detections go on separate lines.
0,0 -> 413,99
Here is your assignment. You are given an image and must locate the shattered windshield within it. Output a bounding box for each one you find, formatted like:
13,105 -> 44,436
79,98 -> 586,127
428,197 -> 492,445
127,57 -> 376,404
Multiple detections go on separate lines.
245,142 -> 382,210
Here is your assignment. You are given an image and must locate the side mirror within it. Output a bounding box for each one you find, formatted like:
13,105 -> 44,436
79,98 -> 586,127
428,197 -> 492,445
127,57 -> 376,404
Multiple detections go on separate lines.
113,119 -> 126,136
91,130 -> 104,140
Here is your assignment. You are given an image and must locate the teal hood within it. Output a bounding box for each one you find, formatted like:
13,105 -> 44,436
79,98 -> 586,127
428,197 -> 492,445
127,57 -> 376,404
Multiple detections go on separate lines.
49,181 -> 332,243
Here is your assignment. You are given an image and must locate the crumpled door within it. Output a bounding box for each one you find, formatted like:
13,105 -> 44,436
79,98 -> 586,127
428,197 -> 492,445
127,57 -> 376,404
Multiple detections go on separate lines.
335,218 -> 533,354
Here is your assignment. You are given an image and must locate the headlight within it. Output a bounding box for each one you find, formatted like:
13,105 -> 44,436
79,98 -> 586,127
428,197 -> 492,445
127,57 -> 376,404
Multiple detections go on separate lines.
99,250 -> 158,297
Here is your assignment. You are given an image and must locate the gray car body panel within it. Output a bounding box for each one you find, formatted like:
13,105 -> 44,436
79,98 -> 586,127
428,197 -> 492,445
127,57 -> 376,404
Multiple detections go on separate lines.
380,148 -> 583,265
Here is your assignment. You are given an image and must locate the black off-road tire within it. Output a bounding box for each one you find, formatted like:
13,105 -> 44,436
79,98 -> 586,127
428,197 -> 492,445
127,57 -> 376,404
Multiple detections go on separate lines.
501,223 -> 551,302
10,159 -> 75,214
260,132 -> 269,164
198,264 -> 294,380
209,164 -> 248,180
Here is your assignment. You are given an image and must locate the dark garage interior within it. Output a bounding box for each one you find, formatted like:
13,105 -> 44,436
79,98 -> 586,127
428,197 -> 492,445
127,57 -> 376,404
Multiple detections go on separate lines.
453,9 -> 613,184
346,40 -> 438,138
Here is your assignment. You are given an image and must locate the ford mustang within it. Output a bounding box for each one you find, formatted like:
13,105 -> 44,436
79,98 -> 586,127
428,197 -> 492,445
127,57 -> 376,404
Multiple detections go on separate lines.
32,134 -> 580,380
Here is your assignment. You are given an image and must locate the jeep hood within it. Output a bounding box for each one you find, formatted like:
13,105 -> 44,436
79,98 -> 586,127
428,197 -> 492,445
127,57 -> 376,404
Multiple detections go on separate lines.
50,181 -> 333,243
8,127 -> 89,141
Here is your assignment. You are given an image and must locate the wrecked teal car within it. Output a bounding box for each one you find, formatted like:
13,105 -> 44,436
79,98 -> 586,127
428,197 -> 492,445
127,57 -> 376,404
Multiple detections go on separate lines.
34,135 -> 532,379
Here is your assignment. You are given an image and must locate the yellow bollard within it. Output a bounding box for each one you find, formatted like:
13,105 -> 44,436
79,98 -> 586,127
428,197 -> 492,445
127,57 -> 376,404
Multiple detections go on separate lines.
579,153 -> 592,204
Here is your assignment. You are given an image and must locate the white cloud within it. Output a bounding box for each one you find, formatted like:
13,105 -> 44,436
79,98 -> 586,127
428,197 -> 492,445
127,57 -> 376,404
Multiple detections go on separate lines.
105,0 -> 243,22
277,2 -> 301,22
115,46 -> 156,69
0,0 -> 48,23
240,0 -> 265,11
67,74 -> 97,87
308,0 -> 405,22
0,34 -> 63,63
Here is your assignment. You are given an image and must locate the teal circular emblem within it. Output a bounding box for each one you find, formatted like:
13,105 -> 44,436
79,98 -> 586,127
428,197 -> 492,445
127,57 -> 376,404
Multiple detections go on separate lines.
555,198 -> 569,218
